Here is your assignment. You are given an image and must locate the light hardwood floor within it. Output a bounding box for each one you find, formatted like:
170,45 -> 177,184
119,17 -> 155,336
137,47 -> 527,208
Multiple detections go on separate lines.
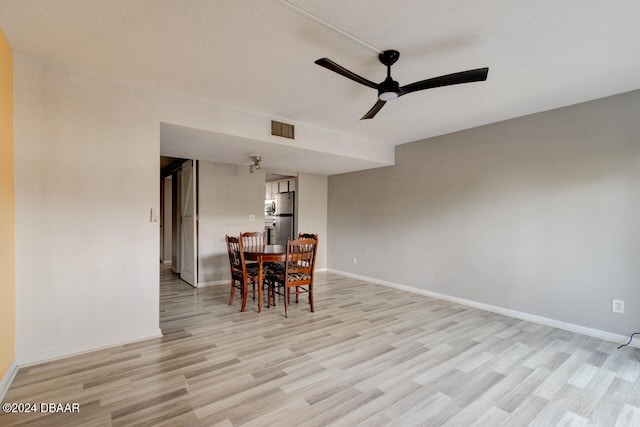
2,267 -> 640,426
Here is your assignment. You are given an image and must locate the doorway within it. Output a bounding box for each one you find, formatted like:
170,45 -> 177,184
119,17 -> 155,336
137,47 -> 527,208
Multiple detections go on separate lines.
160,156 -> 198,287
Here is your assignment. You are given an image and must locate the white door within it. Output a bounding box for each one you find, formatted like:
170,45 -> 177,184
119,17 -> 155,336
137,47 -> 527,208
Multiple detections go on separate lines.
180,160 -> 197,287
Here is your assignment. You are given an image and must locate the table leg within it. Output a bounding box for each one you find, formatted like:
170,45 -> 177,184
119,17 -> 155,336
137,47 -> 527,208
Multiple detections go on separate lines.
257,257 -> 263,313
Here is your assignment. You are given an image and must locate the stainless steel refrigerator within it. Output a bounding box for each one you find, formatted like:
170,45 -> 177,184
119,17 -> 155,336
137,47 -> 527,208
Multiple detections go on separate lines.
270,191 -> 294,245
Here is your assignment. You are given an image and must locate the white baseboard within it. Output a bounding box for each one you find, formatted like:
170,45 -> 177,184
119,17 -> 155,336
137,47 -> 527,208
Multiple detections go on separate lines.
0,361 -> 19,402
15,328 -> 163,367
327,269 -> 638,349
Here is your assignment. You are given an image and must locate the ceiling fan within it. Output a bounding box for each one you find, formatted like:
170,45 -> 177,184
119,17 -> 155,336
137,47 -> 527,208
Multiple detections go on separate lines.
315,50 -> 489,120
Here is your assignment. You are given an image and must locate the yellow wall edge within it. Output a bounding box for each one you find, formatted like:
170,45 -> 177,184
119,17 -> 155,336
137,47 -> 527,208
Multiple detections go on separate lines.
0,27 -> 16,380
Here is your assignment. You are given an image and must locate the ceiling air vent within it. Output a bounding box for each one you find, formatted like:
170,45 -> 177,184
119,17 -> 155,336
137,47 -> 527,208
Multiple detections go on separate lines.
271,120 -> 295,140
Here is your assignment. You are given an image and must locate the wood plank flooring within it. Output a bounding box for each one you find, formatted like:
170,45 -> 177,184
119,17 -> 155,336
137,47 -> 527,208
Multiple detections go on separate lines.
2,267 -> 640,426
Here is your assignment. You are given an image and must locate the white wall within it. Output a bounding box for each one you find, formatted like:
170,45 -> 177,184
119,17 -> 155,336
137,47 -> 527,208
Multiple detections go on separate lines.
328,89 -> 640,337
297,173 -> 328,270
197,161 -> 265,284
14,56 -> 162,363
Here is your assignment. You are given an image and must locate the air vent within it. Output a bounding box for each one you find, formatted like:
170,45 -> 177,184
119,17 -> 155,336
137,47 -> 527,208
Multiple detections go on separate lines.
271,120 -> 295,140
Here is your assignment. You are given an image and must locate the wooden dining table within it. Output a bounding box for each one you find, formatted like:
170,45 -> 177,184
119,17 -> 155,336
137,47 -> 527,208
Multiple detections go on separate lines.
244,244 -> 286,313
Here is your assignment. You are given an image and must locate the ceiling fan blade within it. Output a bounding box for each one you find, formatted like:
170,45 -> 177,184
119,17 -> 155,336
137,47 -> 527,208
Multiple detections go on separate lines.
315,58 -> 379,90
360,99 -> 386,120
400,67 -> 489,95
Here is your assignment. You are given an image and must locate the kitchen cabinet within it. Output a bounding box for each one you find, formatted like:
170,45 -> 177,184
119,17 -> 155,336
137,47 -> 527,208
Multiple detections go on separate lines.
265,182 -> 278,200
266,178 -> 296,199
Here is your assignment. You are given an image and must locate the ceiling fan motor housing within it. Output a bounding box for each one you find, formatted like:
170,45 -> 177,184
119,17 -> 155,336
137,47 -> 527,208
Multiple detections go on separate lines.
378,50 -> 401,100
378,77 -> 400,100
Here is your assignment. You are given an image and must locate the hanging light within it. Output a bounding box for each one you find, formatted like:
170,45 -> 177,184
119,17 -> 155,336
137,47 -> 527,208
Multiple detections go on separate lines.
249,155 -> 262,173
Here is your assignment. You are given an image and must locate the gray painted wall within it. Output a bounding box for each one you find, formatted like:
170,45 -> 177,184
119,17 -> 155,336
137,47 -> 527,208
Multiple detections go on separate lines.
328,89 -> 640,336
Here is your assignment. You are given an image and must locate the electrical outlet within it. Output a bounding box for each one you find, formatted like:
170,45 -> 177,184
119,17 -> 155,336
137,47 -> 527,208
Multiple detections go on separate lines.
612,299 -> 625,314
352,257 -> 357,264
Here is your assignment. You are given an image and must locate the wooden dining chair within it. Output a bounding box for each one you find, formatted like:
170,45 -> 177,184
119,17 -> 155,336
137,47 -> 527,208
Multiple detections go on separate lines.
241,231 -> 268,299
240,231 -> 266,248
225,235 -> 258,312
267,237 -> 318,317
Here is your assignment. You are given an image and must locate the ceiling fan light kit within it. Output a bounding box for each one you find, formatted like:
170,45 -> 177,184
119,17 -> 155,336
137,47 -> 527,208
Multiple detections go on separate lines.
378,91 -> 398,101
315,49 -> 489,120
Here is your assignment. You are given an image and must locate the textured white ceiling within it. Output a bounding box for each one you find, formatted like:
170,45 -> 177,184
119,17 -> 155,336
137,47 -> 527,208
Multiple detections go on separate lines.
1,0 -> 639,174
